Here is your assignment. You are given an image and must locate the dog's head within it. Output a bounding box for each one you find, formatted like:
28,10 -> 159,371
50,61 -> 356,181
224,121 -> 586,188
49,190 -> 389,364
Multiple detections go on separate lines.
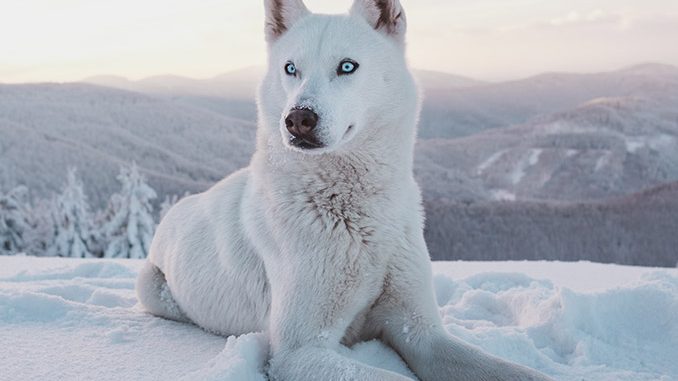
258,0 -> 417,155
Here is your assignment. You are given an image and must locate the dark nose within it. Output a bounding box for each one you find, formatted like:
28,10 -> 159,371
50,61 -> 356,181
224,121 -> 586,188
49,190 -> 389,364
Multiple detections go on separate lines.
285,109 -> 319,140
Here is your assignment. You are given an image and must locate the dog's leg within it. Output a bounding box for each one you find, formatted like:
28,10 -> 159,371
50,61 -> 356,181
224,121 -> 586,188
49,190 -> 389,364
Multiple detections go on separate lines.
264,264 -> 413,381
368,233 -> 554,381
269,345 -> 411,381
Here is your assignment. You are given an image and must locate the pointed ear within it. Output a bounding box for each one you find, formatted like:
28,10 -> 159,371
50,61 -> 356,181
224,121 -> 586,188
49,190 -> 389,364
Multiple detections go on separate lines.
350,0 -> 407,41
264,0 -> 310,42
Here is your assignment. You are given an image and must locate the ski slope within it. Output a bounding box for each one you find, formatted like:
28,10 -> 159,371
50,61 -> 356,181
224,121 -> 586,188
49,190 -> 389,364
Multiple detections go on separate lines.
0,256 -> 676,381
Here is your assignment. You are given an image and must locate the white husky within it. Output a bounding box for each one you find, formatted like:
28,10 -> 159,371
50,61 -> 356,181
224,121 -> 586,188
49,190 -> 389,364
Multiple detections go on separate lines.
136,1 -> 552,380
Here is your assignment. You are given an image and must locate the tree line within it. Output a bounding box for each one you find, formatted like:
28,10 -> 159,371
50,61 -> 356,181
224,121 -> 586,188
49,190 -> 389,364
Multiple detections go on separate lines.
0,164 -> 176,259
3,165 -> 676,267
423,190 -> 678,268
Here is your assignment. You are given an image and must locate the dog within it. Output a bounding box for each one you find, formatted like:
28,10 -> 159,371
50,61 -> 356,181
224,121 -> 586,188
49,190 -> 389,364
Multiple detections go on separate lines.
136,1 -> 553,380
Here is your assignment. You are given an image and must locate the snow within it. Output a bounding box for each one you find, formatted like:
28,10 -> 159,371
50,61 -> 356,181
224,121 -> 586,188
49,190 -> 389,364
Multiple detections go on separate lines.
594,151 -> 612,172
625,134 -> 676,154
476,150 -> 507,174
510,149 -> 543,185
528,149 -> 543,166
565,149 -> 578,158
491,189 -> 517,201
0,256 -> 676,381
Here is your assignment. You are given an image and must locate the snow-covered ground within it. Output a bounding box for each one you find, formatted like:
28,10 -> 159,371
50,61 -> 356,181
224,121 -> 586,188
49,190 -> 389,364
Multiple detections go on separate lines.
0,256 -> 676,381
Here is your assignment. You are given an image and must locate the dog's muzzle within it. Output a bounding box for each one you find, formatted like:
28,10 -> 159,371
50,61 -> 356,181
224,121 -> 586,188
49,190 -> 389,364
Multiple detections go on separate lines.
285,109 -> 324,149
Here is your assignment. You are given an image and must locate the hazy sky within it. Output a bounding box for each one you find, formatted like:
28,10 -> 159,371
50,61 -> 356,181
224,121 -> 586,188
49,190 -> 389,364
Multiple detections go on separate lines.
2,0 -> 678,83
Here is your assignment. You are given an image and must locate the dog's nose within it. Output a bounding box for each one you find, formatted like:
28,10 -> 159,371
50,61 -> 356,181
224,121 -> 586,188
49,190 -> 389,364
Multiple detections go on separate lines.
285,109 -> 319,139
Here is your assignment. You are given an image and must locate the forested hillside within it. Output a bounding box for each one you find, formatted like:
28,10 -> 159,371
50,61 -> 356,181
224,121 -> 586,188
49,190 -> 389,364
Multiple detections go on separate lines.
424,182 -> 678,266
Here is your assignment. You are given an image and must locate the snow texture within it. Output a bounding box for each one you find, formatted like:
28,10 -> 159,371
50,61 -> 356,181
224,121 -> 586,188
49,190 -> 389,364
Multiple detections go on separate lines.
0,257 -> 676,381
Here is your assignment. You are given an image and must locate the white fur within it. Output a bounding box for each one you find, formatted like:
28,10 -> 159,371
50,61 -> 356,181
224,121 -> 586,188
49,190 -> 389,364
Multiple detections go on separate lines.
136,1 -> 553,380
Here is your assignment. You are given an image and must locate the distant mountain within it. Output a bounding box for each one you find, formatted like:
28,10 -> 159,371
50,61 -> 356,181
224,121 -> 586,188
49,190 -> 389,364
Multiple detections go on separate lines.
84,66 -> 264,100
616,63 -> 678,77
83,68 -> 485,125
418,63 -> 678,138
0,83 -> 256,206
82,75 -> 132,88
414,70 -> 486,90
84,67 -> 482,99
417,90 -> 678,202
85,63 -> 678,141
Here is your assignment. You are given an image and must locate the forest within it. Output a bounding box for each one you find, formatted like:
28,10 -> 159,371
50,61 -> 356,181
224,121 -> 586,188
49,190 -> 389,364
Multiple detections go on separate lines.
3,163 -> 676,267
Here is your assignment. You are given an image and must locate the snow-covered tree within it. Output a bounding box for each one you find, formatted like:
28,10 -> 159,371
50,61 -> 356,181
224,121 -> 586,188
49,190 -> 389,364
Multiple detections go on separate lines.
101,164 -> 157,259
0,186 -> 32,255
24,198 -> 57,257
47,169 -> 96,258
158,194 -> 180,221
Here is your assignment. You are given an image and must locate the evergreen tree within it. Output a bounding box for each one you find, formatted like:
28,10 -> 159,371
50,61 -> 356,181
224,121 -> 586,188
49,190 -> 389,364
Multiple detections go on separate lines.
24,198 -> 57,257
48,169 -> 96,258
101,164 -> 157,259
158,194 -> 179,221
0,186 -> 31,255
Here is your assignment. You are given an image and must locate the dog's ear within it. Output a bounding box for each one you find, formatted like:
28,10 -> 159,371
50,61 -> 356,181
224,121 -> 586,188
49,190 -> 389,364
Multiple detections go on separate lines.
350,0 -> 407,41
264,0 -> 310,42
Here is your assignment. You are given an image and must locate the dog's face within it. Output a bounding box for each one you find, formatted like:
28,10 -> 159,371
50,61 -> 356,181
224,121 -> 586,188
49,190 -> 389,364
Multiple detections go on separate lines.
259,0 -> 414,155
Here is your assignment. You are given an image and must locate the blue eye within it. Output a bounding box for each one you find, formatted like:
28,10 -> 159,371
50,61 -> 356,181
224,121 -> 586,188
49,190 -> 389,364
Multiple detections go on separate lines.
338,60 -> 359,75
285,62 -> 297,76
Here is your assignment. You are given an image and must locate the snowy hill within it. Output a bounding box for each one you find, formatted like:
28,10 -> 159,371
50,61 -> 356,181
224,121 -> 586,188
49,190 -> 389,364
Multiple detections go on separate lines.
84,67 -> 264,100
418,63 -> 678,139
0,256 -> 676,381
413,70 -> 487,90
417,91 -> 678,202
0,83 -> 256,206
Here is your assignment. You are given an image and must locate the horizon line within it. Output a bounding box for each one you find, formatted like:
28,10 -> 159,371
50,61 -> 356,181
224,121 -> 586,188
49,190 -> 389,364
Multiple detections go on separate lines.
2,62 -> 676,86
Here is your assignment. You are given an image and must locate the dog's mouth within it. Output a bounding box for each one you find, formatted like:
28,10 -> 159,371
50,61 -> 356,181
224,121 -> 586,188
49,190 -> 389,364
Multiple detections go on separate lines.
285,125 -> 355,152
289,135 -> 325,150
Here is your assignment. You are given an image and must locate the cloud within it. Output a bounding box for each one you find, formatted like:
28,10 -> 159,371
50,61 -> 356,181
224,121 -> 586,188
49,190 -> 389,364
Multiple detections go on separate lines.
549,9 -> 621,26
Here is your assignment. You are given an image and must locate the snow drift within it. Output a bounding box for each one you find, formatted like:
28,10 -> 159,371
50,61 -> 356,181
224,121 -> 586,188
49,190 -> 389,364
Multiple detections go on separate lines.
0,257 -> 676,381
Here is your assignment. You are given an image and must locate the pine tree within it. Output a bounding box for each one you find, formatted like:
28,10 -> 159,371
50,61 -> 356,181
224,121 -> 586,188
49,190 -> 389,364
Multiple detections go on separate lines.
158,194 -> 183,221
24,198 -> 57,257
48,168 -> 96,258
0,186 -> 32,255
101,164 -> 157,259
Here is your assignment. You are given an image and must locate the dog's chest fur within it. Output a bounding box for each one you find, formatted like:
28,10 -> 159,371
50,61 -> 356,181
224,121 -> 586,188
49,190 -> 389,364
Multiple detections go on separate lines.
266,153 -> 400,251
263,155 -> 403,343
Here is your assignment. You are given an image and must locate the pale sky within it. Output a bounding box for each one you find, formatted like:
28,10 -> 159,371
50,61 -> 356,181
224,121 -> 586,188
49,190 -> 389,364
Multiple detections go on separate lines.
1,0 -> 678,83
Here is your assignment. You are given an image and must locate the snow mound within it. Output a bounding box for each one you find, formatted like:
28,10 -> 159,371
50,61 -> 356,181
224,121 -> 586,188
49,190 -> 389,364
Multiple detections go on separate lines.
437,270 -> 678,380
180,333 -> 269,381
0,257 -> 676,381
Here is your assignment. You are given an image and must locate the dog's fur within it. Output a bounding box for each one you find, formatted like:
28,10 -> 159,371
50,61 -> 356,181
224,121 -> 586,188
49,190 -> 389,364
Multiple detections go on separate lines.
136,1 -> 553,380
